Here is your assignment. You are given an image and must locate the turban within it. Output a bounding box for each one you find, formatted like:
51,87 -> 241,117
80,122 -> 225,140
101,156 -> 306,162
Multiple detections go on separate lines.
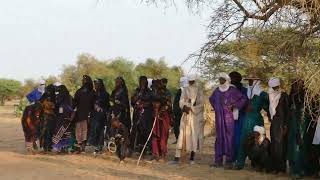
188,74 -> 198,81
268,77 -> 280,88
253,125 -> 266,135
180,76 -> 188,88
39,80 -> 46,85
217,72 -> 231,82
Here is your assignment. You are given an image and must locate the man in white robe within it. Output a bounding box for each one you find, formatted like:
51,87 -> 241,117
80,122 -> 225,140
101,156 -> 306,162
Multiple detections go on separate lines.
170,74 -> 204,165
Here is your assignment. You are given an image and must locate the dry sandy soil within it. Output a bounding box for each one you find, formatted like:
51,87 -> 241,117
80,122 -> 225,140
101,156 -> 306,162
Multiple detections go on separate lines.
0,102 -> 300,180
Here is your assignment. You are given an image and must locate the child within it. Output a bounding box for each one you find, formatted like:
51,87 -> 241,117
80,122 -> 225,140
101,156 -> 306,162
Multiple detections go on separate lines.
245,126 -> 271,172
110,118 -> 129,162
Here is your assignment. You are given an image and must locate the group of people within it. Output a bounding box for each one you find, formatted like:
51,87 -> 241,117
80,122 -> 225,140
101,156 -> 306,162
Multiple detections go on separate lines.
210,72 -> 320,179
22,74 -> 205,164
21,71 -> 320,178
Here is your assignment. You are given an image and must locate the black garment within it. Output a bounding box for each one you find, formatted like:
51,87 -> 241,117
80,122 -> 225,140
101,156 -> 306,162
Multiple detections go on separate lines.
248,138 -> 272,171
130,87 -> 153,152
173,88 -> 182,140
270,92 -> 290,172
73,87 -> 95,122
110,88 -> 131,131
110,124 -> 129,161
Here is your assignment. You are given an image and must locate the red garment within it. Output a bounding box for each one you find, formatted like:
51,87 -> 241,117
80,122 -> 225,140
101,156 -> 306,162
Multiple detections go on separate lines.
152,111 -> 171,158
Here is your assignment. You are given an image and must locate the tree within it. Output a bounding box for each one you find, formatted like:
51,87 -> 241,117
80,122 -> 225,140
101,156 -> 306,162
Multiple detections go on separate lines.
0,79 -> 22,105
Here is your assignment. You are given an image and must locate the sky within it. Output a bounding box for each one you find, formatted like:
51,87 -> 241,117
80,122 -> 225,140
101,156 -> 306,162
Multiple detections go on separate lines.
0,0 -> 210,81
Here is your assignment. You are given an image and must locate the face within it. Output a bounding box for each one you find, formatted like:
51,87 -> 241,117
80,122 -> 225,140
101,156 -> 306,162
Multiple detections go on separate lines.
189,80 -> 195,86
248,80 -> 254,86
219,77 -> 226,85
94,82 -> 100,90
272,86 -> 280,91
115,79 -> 122,88
140,79 -> 147,88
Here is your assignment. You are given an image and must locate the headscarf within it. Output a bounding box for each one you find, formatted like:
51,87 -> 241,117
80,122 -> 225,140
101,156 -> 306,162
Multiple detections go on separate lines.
83,75 -> 93,91
139,76 -> 148,89
253,125 -> 266,145
247,80 -> 263,99
217,72 -> 231,92
268,77 -> 281,119
229,71 -> 243,91
115,76 -> 128,94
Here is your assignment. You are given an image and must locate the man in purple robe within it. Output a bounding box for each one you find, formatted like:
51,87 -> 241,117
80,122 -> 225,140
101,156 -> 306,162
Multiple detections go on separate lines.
209,73 -> 248,168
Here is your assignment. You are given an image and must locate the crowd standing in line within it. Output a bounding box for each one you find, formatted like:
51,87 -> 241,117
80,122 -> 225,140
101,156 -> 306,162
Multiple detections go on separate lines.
22,72 -> 320,179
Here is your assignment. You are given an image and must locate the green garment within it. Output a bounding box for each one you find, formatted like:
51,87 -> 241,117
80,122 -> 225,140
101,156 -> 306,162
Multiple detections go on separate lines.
235,91 -> 269,168
287,102 -> 305,176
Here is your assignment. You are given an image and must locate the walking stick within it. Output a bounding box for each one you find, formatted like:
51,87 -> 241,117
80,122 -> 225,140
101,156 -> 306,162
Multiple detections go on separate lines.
136,116 -> 157,166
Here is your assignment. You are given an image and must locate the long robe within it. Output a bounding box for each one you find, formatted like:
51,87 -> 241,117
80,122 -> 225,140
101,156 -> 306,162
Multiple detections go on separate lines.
269,92 -> 289,172
236,91 -> 269,167
209,86 -> 247,164
173,88 -> 183,140
234,87 -> 247,157
110,88 -> 131,131
177,85 -> 204,153
130,87 -> 153,152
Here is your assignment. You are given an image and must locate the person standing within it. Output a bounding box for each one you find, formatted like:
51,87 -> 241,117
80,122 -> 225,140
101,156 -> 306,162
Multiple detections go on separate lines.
234,75 -> 269,170
209,73 -> 247,168
286,79 -> 305,178
172,76 -> 188,144
110,77 -> 131,132
229,71 -> 247,158
268,77 -> 289,173
130,76 -> 153,153
89,79 -> 110,155
151,79 -> 172,162
171,74 -> 204,165
73,75 -> 95,153
26,80 -> 46,104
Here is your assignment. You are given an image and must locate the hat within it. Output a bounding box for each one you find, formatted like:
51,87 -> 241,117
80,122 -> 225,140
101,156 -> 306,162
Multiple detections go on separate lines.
244,73 -> 260,80
268,77 -> 280,88
253,125 -> 266,135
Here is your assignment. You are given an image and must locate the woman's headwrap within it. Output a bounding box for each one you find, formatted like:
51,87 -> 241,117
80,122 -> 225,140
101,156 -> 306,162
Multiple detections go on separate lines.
229,71 -> 243,90
38,80 -> 46,94
217,72 -> 231,92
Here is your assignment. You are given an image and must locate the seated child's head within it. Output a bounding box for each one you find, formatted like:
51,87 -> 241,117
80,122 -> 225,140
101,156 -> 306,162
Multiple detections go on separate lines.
112,119 -> 121,129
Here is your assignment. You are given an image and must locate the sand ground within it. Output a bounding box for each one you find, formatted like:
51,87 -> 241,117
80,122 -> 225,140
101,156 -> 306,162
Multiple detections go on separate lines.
0,102 -> 301,180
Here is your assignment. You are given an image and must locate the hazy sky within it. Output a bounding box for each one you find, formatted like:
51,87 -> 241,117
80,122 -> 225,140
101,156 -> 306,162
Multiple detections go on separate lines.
0,0 -> 210,81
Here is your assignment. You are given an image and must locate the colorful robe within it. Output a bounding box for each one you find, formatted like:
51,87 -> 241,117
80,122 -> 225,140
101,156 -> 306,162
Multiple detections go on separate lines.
209,86 -> 247,164
236,92 -> 269,167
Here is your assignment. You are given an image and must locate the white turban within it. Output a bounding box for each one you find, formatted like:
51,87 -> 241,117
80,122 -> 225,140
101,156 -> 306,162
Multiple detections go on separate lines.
39,79 -> 46,85
217,72 -> 231,92
253,125 -> 266,135
188,74 -> 198,81
217,72 -> 231,82
180,76 -> 188,88
268,77 -> 280,88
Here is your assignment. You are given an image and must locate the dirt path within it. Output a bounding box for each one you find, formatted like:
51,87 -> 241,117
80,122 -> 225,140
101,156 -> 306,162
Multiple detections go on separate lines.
0,103 -> 293,180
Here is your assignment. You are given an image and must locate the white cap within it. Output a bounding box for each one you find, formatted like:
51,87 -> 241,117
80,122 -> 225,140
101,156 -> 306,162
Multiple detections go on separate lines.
253,125 -> 266,135
268,77 -> 280,88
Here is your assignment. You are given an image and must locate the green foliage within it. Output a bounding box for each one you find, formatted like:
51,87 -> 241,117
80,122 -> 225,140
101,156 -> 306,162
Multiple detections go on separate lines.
60,53 -> 183,95
0,79 -> 22,105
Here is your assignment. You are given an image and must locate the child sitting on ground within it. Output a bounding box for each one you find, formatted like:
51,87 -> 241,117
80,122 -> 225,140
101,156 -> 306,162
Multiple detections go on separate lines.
109,117 -> 129,163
